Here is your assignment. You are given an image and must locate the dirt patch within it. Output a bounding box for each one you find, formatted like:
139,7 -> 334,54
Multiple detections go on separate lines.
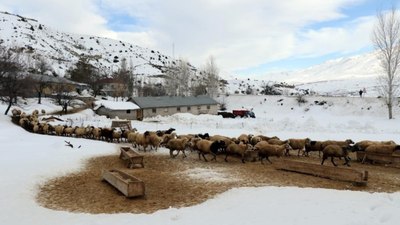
36,150 -> 400,214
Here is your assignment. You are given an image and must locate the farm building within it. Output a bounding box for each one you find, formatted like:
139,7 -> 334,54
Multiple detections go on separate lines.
94,100 -> 140,120
130,96 -> 219,120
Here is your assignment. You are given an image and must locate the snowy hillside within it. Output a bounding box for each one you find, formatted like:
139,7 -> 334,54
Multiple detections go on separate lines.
0,11 -> 183,78
225,51 -> 384,97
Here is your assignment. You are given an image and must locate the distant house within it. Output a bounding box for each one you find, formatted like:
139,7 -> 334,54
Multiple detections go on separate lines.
130,96 -> 219,120
94,100 -> 140,120
97,78 -> 128,97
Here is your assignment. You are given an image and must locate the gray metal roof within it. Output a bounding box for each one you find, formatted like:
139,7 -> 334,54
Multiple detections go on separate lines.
131,96 -> 219,108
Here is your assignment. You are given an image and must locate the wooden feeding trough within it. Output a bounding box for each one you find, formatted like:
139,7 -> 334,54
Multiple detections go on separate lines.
102,169 -> 145,198
275,160 -> 368,186
119,146 -> 144,168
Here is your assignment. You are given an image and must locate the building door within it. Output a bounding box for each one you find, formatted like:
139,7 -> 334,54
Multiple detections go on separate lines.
136,109 -> 143,121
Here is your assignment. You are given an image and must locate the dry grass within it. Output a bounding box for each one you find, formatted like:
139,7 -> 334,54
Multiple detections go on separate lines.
36,150 -> 400,214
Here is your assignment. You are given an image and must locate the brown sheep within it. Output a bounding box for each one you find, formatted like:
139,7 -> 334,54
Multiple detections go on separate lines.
321,139 -> 354,149
254,141 -> 292,164
134,131 -> 152,151
92,127 -> 102,140
304,140 -> 324,157
224,142 -> 253,163
148,132 -> 163,150
127,131 -> 138,147
354,140 -> 397,152
250,135 -> 263,146
238,134 -> 252,144
166,138 -> 190,158
54,125 -> 65,136
321,144 -> 351,167
64,126 -> 76,137
257,135 -> 279,142
288,138 -> 311,156
267,138 -> 288,146
196,139 -> 217,162
364,144 -> 400,155
75,127 -> 87,138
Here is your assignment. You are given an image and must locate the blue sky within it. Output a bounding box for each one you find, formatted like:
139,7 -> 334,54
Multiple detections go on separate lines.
0,0 -> 399,77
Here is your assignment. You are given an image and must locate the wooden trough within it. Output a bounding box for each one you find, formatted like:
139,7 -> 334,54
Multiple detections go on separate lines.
274,160 -> 368,186
119,146 -> 144,168
102,169 -> 145,198
357,151 -> 400,166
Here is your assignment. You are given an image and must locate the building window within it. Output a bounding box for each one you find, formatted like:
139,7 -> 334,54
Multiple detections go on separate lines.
207,105 -> 210,109
187,106 -> 191,111
177,107 -> 181,112
152,108 -> 156,113
197,106 -> 201,110
126,110 -> 131,114
164,108 -> 169,112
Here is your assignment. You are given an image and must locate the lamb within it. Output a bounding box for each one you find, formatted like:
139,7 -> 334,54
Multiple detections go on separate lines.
224,142 -> 253,163
321,144 -> 351,167
287,138 -> 311,156
196,139 -> 225,162
254,141 -> 292,164
166,137 -> 190,158
304,140 -> 324,157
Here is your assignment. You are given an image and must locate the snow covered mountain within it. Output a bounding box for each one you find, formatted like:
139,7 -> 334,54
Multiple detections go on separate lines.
0,11 -> 386,97
225,51 -> 385,97
0,11 -> 183,78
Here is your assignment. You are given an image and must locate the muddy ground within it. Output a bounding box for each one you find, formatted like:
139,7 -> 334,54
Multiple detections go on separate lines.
36,148 -> 400,214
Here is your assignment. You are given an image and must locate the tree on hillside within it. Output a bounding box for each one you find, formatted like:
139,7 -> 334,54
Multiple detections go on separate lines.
0,47 -> 29,115
32,57 -> 52,104
164,59 -> 192,96
372,5 -> 400,119
201,56 -> 220,98
67,57 -> 102,96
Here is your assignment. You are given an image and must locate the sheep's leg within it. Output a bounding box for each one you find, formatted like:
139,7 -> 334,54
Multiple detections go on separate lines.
211,153 -> 217,161
343,157 -> 351,167
266,157 -> 273,164
182,150 -> 187,158
260,157 -> 264,164
331,157 -> 338,167
321,155 -> 327,165
202,153 -> 208,162
224,154 -> 229,162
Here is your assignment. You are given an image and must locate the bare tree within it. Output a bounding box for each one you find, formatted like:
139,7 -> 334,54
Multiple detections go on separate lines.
202,56 -> 220,98
372,5 -> 400,119
0,47 -> 28,115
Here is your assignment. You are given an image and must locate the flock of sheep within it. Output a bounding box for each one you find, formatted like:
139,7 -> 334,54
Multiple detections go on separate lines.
11,108 -> 400,167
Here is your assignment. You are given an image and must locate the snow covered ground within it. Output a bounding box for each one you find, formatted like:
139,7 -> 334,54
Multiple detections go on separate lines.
1,96 -> 400,225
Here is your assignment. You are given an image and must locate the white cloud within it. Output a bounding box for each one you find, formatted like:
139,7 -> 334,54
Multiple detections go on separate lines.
0,0 -> 376,74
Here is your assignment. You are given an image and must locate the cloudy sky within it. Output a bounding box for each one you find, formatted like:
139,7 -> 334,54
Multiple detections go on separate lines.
0,0 -> 397,77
